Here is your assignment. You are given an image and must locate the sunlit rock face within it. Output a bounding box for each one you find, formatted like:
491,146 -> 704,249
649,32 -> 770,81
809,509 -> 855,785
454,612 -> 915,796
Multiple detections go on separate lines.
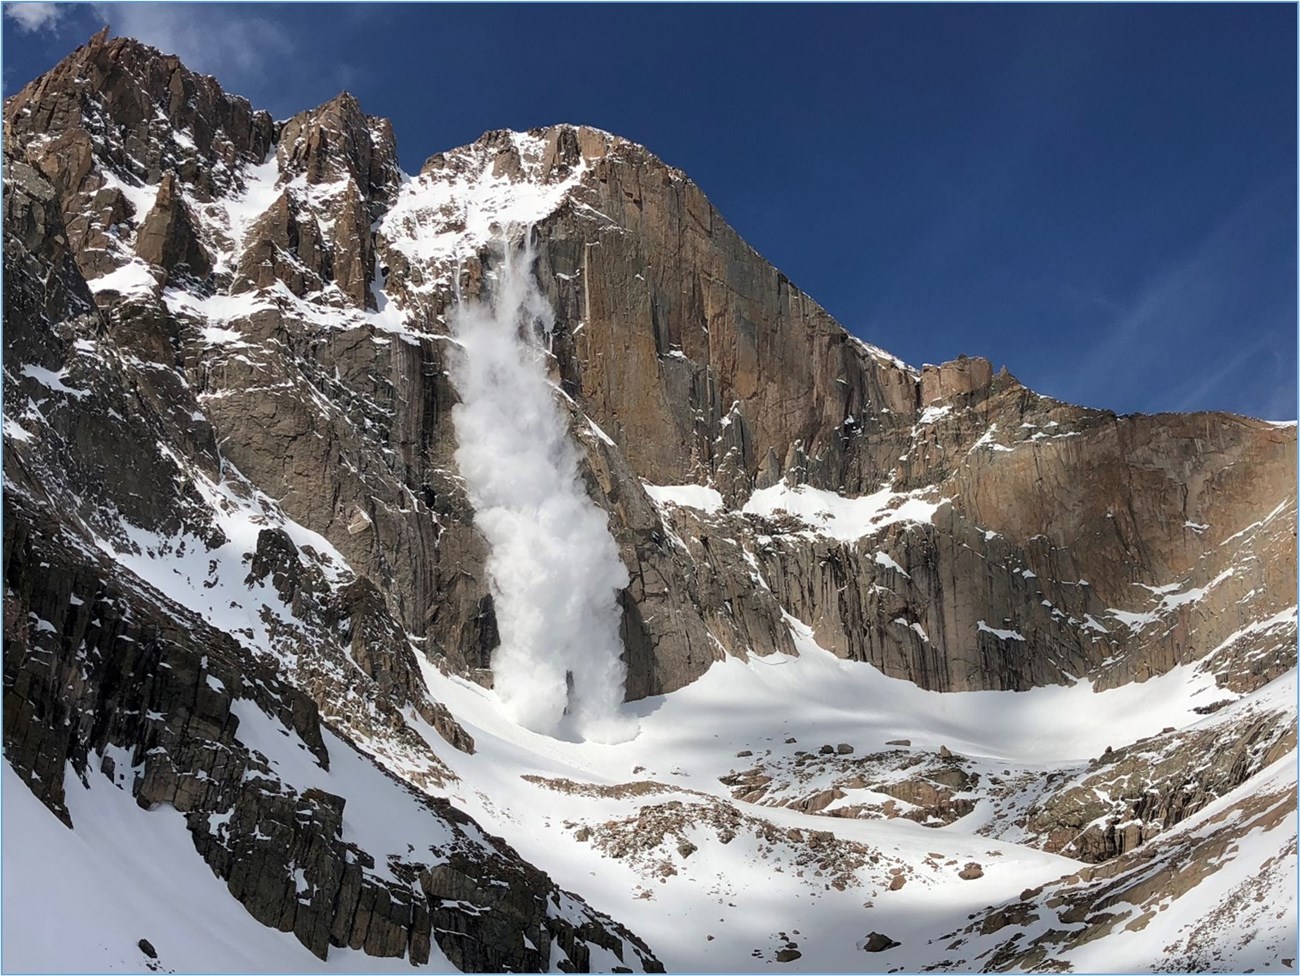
3,29 -> 1295,975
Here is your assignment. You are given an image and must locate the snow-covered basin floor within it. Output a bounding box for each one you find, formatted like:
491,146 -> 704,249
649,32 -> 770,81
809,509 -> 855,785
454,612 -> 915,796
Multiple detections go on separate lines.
414,617 -> 1256,972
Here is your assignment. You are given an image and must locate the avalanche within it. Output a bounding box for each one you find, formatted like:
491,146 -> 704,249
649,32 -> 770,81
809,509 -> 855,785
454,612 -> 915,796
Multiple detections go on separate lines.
447,231 -> 635,744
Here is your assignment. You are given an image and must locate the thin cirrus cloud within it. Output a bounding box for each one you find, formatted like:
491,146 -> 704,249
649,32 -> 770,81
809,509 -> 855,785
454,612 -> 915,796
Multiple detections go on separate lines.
87,3 -> 365,117
91,3 -> 291,91
1170,332 -> 1289,415
1040,187 -> 1293,418
4,1 -> 68,33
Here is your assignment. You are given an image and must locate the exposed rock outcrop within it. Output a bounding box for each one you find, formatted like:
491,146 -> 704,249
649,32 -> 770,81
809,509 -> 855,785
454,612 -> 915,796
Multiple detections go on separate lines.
1017,693 -> 1295,862
946,756 -> 1296,972
3,488 -> 659,972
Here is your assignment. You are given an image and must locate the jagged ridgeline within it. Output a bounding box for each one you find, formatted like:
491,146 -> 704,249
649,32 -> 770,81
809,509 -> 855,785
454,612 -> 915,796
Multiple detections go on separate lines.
3,29 -> 1296,974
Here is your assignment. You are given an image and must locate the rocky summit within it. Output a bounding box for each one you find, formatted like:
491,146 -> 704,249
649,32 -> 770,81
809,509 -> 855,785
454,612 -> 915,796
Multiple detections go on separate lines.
3,31 -> 1296,974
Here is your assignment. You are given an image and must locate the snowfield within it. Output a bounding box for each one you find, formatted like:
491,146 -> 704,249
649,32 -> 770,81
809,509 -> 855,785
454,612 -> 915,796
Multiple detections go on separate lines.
742,482 -> 947,542
407,618 -> 1294,973
8,592 -> 1293,972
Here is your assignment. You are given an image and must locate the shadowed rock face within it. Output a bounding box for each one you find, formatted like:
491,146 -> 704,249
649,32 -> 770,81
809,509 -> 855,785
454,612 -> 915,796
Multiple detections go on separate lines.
3,492 -> 661,971
2,30 -> 1296,969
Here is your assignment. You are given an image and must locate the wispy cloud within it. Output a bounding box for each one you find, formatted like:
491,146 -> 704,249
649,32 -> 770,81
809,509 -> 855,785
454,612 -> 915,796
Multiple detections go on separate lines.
88,3 -> 366,117
91,3 -> 293,97
1165,321 -> 1297,420
1166,341 -> 1264,414
1255,375 -> 1298,423
4,1 -> 69,33
1039,187 -> 1291,416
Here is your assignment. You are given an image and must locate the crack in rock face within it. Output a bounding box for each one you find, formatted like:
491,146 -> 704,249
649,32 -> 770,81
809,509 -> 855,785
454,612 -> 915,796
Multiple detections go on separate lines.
448,229 -> 636,743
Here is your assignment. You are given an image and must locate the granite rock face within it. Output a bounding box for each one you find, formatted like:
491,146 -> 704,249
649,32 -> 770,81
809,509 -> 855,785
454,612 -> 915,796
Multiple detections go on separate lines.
3,30 -> 1296,971
375,120 -> 1295,699
11,34 -> 1291,706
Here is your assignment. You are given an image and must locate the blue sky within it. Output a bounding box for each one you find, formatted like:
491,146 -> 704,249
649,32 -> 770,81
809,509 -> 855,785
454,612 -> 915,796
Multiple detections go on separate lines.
4,2 -> 1296,420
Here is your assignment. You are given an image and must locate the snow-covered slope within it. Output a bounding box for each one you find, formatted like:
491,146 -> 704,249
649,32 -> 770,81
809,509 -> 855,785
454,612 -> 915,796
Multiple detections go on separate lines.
1,764 -> 452,974
7,602 -> 1291,972
404,617 -> 1297,972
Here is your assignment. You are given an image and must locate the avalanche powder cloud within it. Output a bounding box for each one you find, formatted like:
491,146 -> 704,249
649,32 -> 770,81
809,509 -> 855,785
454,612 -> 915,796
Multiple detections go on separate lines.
448,231 -> 636,744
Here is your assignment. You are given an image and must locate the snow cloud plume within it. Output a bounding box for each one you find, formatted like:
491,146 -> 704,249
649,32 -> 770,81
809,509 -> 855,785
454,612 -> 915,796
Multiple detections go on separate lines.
448,231 -> 635,744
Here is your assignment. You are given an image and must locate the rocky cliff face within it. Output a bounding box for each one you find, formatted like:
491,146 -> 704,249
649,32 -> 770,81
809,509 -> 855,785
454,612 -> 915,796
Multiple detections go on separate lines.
3,30 -> 1295,973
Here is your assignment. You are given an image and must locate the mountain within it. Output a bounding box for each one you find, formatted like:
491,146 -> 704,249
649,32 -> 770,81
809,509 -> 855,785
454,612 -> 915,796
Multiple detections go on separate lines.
3,30 -> 1296,973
